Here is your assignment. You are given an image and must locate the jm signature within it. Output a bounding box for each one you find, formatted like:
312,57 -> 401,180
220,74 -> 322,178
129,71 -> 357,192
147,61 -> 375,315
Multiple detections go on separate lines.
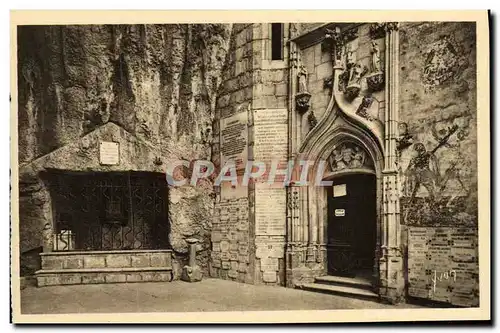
430,269 -> 457,293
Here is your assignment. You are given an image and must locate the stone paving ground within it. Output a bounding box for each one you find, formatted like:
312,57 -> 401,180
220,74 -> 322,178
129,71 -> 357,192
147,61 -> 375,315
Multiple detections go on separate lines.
21,278 -> 423,314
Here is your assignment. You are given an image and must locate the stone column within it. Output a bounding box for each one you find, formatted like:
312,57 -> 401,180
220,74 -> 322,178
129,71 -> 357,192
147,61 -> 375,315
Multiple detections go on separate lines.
379,22 -> 405,304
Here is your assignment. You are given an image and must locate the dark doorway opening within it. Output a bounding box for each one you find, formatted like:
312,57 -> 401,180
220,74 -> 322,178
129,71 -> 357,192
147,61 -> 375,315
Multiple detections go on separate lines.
326,173 -> 376,279
46,170 -> 170,251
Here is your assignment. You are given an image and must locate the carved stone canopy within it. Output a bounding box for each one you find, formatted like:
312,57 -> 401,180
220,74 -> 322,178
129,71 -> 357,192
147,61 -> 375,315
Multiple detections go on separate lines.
328,142 -> 374,173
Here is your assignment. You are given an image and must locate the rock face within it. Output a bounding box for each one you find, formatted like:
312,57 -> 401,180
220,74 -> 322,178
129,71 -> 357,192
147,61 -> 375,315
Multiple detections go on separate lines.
17,24 -> 232,276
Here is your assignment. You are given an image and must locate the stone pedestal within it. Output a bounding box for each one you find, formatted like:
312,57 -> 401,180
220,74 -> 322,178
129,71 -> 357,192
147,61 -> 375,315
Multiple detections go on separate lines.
378,247 -> 405,304
181,238 -> 202,282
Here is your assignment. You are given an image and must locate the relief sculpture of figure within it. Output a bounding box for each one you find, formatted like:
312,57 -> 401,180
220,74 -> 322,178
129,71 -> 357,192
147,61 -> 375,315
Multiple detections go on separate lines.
371,41 -> 381,73
333,147 -> 346,170
349,63 -> 363,86
351,146 -> 365,168
341,145 -> 354,168
346,43 -> 356,65
298,65 -> 308,93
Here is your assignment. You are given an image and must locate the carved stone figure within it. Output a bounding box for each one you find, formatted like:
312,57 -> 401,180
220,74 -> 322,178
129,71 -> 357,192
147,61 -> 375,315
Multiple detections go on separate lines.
356,95 -> 375,121
346,43 -> 357,65
307,110 -> 318,129
371,41 -> 381,73
296,65 -> 311,113
332,147 -> 346,170
344,63 -> 366,100
396,122 -> 414,153
365,41 -> 385,92
352,146 -> 366,168
349,63 -> 364,86
298,65 -> 308,93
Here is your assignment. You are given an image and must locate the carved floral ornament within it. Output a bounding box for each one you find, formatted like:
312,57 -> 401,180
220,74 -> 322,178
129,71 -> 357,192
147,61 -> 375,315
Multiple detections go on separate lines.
328,142 -> 374,172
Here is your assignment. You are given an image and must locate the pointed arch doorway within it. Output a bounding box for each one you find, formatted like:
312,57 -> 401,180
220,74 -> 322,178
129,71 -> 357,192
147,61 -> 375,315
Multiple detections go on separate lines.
319,139 -> 379,284
326,173 -> 377,279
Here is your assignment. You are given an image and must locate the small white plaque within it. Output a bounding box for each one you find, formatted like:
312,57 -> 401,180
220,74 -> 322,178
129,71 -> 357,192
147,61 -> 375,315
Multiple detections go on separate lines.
335,209 -> 346,217
333,184 -> 347,197
100,141 -> 120,165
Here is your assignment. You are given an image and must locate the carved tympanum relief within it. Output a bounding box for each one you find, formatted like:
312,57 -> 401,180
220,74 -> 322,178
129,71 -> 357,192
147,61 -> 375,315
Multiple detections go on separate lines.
328,142 -> 374,172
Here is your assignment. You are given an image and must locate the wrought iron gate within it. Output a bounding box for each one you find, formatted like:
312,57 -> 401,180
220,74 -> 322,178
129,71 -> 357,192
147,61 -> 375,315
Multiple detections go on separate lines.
48,171 -> 169,251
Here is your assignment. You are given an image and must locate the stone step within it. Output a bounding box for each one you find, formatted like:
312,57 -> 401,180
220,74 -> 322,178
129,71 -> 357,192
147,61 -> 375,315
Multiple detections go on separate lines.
300,283 -> 379,301
314,275 -> 373,291
35,267 -> 173,287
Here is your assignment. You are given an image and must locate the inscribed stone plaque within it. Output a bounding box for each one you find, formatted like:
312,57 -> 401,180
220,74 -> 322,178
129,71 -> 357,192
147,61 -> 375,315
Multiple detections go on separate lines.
99,141 -> 120,165
255,184 -> 286,236
253,109 -> 288,182
220,110 -> 248,174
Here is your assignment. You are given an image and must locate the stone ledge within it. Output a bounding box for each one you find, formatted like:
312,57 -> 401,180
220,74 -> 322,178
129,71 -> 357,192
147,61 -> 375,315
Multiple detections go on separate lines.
40,250 -> 173,270
36,269 -> 174,287
40,249 -> 173,256
36,266 -> 173,274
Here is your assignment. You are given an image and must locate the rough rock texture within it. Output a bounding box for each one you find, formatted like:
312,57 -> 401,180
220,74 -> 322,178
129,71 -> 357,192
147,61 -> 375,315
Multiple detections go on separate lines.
17,24 -> 232,276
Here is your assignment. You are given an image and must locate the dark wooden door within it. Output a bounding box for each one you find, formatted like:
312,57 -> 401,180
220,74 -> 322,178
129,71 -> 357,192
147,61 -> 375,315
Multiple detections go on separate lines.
327,174 -> 376,277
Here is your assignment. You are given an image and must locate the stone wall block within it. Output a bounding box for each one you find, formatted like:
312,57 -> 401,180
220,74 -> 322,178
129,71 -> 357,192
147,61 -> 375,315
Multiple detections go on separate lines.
83,256 -> 106,269
105,254 -> 132,268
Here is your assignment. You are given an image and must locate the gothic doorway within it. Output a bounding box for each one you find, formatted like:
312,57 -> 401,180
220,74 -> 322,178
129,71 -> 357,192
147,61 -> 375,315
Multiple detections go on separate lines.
326,173 -> 377,280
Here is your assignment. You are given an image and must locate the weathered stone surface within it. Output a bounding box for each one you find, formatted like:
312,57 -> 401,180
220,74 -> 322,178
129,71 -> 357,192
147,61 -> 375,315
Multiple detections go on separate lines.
41,256 -> 64,270
126,273 -> 143,282
81,273 -> 106,284
83,256 -> 106,269
150,253 -> 169,267
181,265 -> 203,282
59,274 -> 82,285
105,255 -> 131,268
130,254 -> 150,268
63,258 -> 84,269
18,24 -> 232,277
105,274 -> 127,283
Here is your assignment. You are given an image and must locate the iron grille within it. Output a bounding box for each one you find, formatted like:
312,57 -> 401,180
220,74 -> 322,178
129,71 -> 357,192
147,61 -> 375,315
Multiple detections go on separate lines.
48,171 -> 169,251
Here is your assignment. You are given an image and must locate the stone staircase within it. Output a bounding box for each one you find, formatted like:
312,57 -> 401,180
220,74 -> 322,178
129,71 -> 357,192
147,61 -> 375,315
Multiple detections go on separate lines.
35,250 -> 173,287
299,275 -> 379,302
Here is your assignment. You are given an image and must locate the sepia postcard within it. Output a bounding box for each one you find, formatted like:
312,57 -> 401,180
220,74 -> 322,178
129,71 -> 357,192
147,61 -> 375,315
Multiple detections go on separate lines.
10,10 -> 491,324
